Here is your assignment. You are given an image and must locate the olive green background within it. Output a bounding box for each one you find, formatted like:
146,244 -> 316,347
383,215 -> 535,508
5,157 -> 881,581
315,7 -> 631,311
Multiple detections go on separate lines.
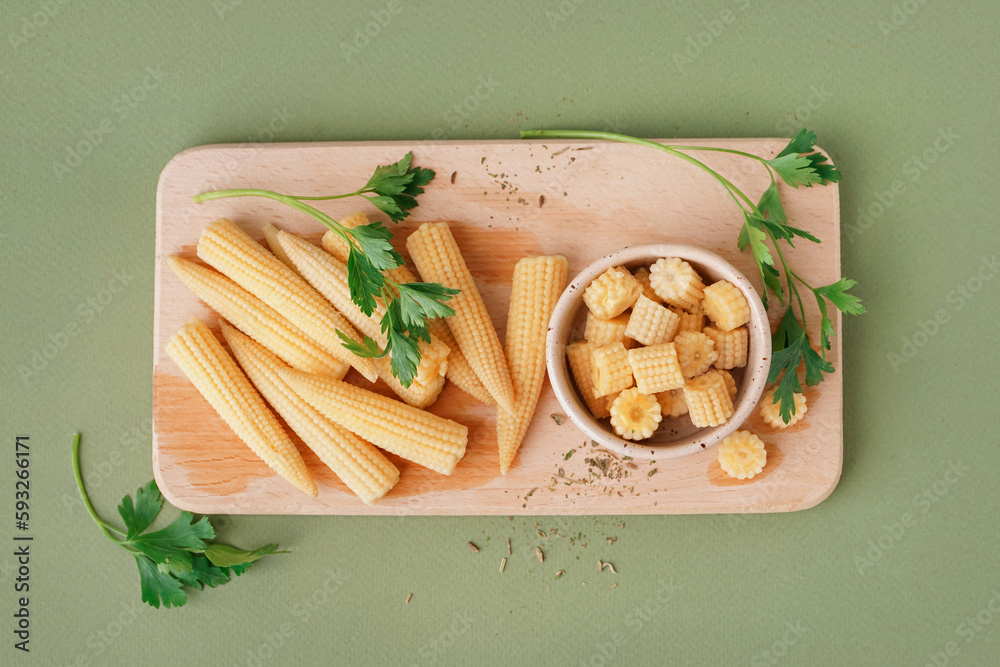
2,1 -> 998,665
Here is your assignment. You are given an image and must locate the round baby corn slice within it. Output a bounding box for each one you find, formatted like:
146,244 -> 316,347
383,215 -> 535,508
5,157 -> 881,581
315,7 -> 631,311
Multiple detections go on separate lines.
759,388 -> 808,428
702,280 -> 751,332
673,331 -> 719,378
583,266 -> 642,319
655,388 -> 688,418
717,430 -> 767,480
610,388 -> 663,441
649,257 -> 704,312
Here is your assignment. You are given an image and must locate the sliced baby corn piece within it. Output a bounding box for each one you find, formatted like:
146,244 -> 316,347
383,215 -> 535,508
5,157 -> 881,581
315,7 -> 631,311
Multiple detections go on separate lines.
716,369 -> 738,401
566,341 -> 615,419
279,368 -> 468,475
196,219 -> 378,382
702,280 -> 751,332
320,211 -> 370,264
683,371 -> 734,428
166,318 -> 317,497
222,323 -> 399,505
261,223 -> 299,274
703,325 -> 748,369
497,255 -> 569,474
625,295 -> 680,346
610,388 -> 662,441
167,256 -> 348,379
583,266 -> 642,319
759,387 -> 808,428
627,343 -> 686,394
671,306 -> 704,334
649,257 -> 705,311
656,388 -> 688,418
717,430 -> 767,480
585,311 -> 632,348
633,267 -> 662,303
673,331 -> 719,378
406,221 -> 515,413
591,342 -> 634,398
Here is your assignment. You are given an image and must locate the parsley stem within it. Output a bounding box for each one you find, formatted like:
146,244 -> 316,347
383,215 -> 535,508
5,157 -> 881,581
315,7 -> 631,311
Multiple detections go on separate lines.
193,188 -> 351,240
72,433 -> 127,543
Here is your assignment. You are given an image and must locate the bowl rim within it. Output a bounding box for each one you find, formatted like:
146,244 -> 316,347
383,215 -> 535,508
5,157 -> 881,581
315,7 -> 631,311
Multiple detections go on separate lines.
545,243 -> 772,461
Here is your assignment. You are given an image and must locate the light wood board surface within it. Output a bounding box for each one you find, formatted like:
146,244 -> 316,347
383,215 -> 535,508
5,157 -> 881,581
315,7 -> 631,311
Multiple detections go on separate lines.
153,138 -> 842,515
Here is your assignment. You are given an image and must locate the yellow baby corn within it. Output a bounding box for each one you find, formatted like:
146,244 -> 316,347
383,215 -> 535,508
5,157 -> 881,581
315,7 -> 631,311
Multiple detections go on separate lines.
591,342 -> 634,397
165,318 -> 317,497
716,369 -> 738,401
683,371 -> 734,428
585,311 -> 632,348
279,369 -> 468,475
649,257 -> 704,311
320,211 -> 370,264
497,255 -> 569,474
672,307 -> 704,334
673,331 -> 719,378
167,256 -> 348,379
262,223 -> 299,275
627,343 -> 686,394
583,266 -> 642,319
196,218 -> 378,382
703,325 -> 748,370
656,388 -> 688,418
702,280 -> 751,332
717,430 -> 767,480
566,341 -> 615,419
406,221 -> 515,413
759,388 -> 808,428
222,323 -> 399,505
633,267 -> 662,303
624,295 -> 680,346
270,229 -> 450,407
610,388 -> 662,441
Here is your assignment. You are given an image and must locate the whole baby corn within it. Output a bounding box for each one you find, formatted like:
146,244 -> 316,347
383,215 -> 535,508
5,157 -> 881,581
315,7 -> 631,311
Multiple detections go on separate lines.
566,341 -> 616,419
167,257 -> 348,379
222,323 -> 399,505
406,221 -> 515,413
196,219 -> 378,382
583,266 -> 642,319
279,368 -> 468,475
497,255 -> 569,474
165,318 -> 317,497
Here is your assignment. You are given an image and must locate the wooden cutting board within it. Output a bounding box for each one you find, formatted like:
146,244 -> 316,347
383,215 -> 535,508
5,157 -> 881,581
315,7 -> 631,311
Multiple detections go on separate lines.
153,138 -> 842,515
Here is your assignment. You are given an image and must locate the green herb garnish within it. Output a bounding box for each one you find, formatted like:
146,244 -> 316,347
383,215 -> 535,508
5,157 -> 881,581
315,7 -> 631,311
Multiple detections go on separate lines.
73,433 -> 285,608
521,129 -> 865,422
193,152 -> 458,387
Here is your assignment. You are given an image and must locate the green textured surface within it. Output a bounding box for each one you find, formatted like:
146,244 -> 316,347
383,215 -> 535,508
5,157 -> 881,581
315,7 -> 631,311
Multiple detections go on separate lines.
2,1 -> 998,664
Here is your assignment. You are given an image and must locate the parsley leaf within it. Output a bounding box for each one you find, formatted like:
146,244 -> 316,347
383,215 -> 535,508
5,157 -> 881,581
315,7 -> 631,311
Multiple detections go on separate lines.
336,331 -> 386,358
118,480 -> 161,540
350,222 -> 403,271
346,250 -> 385,316
362,152 -> 436,222
768,128 -> 842,188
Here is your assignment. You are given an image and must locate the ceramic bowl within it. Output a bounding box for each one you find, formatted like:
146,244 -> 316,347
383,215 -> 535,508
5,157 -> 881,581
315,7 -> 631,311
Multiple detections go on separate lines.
545,243 -> 771,461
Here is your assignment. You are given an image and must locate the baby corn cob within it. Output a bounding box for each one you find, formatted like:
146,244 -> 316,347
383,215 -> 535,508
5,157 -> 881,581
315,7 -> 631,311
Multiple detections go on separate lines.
165,318 -> 317,497
683,371 -> 734,428
320,211 -> 370,264
407,222 -> 515,413
702,280 -> 751,332
262,223 -> 299,275
270,229 -> 450,407
197,219 -> 378,382
610,388 -> 662,441
279,369 -> 469,475
585,311 -> 632,348
497,255 -> 569,474
167,257 -> 348,379
625,295 -> 680,346
704,325 -> 748,369
222,323 -> 399,505
566,341 -> 615,419
583,266 -> 642,320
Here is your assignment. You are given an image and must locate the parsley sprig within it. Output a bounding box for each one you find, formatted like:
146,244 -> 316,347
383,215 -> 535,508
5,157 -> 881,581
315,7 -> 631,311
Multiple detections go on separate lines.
520,129 -> 865,422
193,153 -> 458,387
73,433 -> 285,608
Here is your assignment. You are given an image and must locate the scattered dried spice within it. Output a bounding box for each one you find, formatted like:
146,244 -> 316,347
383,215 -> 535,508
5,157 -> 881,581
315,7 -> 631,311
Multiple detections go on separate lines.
535,547 -> 545,563
406,593 -> 412,604
555,570 -> 565,578
647,468 -> 658,477
598,560 -> 617,574
499,558 -> 507,573
450,171 -> 457,184
507,538 -> 511,555
468,541 -> 479,553
562,447 -> 574,459
552,414 -> 566,426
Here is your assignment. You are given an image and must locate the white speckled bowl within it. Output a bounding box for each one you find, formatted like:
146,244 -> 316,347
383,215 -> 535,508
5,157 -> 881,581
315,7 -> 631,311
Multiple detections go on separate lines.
546,244 -> 771,461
